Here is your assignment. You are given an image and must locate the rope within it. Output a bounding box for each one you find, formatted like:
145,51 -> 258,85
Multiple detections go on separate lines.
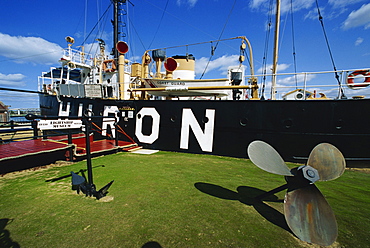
315,0 -> 346,99
116,125 -> 136,143
92,122 -> 136,143
91,122 -> 112,138
91,122 -> 103,133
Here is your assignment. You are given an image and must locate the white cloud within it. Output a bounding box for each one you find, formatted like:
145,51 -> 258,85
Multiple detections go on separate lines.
328,0 -> 364,8
304,8 -> 319,20
304,6 -> 346,21
84,42 -> 106,57
0,73 -> 26,87
0,33 -> 63,64
250,0 -> 315,14
257,63 -> 291,74
250,0 -> 266,9
342,3 -> 370,30
355,37 -> 364,46
176,0 -> 198,8
277,73 -> 316,86
0,91 -> 39,108
195,55 -> 240,76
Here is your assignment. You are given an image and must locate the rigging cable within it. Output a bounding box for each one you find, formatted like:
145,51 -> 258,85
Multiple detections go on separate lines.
290,0 -> 298,89
199,0 -> 237,79
81,3 -> 112,47
124,1 -> 134,61
97,0 -> 101,35
127,17 -> 147,53
260,0 -> 275,100
123,1 -> 148,59
148,0 -> 170,49
143,0 -> 217,41
84,0 -> 88,46
86,2 -> 112,56
315,0 -> 346,99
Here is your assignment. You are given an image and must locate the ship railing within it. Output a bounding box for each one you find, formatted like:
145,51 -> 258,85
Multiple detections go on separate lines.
38,77 -> 122,99
38,71 -> 72,95
0,120 -> 38,143
0,115 -> 119,141
61,47 -> 94,66
245,68 -> 370,100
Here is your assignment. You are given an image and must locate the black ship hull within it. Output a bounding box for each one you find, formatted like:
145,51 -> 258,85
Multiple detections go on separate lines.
40,94 -> 370,165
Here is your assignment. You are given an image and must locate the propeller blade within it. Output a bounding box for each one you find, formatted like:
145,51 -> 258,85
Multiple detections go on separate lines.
284,184 -> 337,246
247,140 -> 293,176
307,143 -> 346,181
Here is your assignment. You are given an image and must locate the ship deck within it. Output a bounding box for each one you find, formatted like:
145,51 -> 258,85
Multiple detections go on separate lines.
0,134 -> 139,174
0,139 -> 72,161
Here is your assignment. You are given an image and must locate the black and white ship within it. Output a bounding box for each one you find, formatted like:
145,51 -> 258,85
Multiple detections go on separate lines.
38,0 -> 370,165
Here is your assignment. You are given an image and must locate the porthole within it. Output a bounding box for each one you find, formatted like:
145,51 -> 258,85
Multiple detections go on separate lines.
284,119 -> 293,128
170,115 -> 177,122
240,118 -> 248,126
335,119 -> 343,130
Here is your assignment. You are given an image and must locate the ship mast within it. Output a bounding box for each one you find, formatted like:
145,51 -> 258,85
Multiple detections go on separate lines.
112,0 -> 127,60
271,0 -> 281,100
113,1 -> 119,60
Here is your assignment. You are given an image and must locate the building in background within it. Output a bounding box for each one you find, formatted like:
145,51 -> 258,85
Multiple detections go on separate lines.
0,101 -> 10,122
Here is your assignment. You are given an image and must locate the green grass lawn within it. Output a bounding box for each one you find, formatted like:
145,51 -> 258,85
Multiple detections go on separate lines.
1,151 -> 369,247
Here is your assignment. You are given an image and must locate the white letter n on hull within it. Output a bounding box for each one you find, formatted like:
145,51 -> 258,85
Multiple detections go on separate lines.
180,108 -> 215,152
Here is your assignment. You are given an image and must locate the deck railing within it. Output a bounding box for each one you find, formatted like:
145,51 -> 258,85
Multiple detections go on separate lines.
0,120 -> 38,142
245,68 -> 370,100
62,47 -> 94,66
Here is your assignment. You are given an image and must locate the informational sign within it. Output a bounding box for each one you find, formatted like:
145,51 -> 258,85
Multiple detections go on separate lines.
38,119 -> 83,130
85,84 -> 102,98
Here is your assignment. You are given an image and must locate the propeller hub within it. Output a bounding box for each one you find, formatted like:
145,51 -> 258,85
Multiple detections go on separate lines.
300,165 -> 320,183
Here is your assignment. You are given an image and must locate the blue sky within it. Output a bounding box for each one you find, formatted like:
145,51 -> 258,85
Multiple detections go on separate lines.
0,0 -> 369,108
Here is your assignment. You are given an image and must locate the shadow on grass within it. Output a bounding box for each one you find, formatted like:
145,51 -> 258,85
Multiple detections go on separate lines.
45,165 -> 106,182
194,182 -> 291,233
0,219 -> 20,248
142,241 -> 163,248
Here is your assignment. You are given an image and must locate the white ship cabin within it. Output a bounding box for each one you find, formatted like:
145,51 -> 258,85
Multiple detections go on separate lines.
38,37 -> 370,101
38,38 -> 249,101
38,38 -> 131,100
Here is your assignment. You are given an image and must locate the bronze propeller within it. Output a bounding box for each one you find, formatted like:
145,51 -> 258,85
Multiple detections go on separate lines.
247,140 -> 345,246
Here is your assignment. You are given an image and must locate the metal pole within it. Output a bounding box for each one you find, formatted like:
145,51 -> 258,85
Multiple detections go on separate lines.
271,0 -> 281,100
68,130 -> 72,144
32,120 -> 38,140
84,118 -> 93,185
113,1 -> 119,60
68,130 -> 73,161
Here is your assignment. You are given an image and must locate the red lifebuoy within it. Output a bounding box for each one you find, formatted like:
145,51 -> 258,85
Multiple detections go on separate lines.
347,70 -> 370,89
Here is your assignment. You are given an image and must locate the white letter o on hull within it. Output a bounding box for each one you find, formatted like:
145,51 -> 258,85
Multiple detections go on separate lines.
135,107 -> 160,144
